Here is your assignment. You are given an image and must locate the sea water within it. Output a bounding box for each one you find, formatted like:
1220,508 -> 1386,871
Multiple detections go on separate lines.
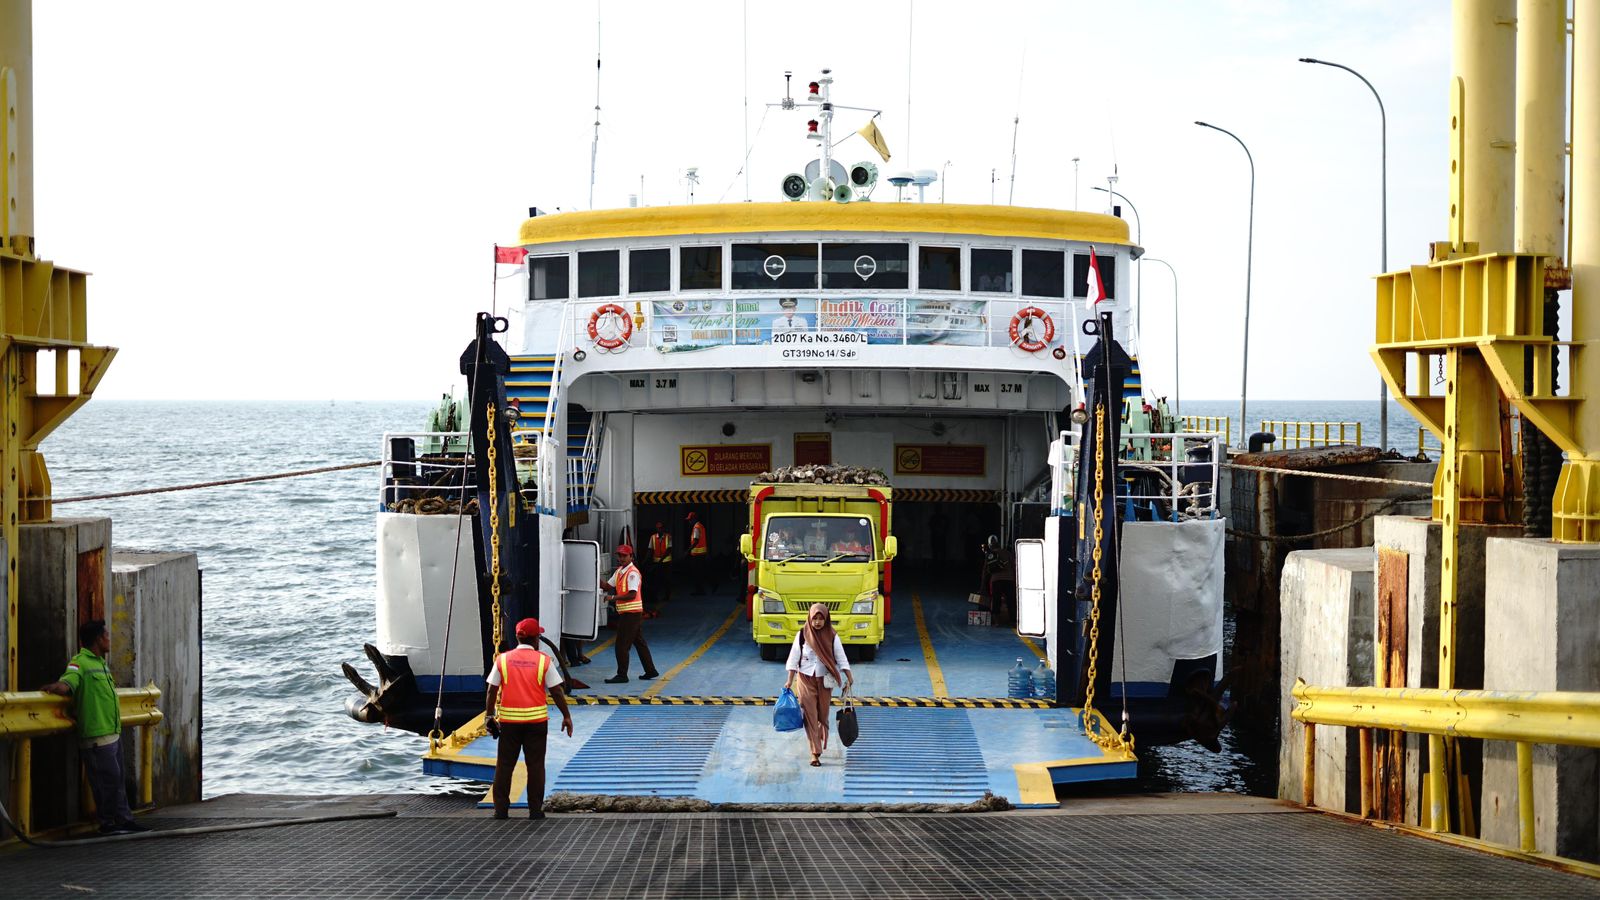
42,398 -> 1416,797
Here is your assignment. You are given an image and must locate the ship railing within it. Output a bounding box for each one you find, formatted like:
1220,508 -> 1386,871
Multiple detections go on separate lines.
1057,430 -> 1223,522
1292,679 -> 1600,874
1259,419 -> 1363,448
567,296 -> 1083,353
378,431 -> 496,512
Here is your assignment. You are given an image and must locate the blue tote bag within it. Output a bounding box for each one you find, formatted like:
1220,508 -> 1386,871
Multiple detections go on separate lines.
773,687 -> 804,732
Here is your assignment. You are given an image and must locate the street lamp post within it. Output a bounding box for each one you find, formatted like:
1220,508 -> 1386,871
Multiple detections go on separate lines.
1092,185 -> 1143,343
1300,57 -> 1389,451
1145,257 -> 1179,421
1195,121 -> 1255,449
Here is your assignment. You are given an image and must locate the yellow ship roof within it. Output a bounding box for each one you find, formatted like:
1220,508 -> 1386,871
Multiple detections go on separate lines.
516,203 -> 1131,247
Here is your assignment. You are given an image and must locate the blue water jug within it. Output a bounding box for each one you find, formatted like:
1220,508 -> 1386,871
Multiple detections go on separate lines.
1006,658 -> 1035,699
1033,659 -> 1056,701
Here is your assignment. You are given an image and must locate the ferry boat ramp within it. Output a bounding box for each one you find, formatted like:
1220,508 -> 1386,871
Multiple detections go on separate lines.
5,792 -> 1596,898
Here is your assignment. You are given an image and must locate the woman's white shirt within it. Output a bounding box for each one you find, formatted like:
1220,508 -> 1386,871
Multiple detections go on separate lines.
786,632 -> 852,685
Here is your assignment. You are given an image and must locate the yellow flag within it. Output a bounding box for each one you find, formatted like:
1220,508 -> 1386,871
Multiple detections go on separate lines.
857,119 -> 891,162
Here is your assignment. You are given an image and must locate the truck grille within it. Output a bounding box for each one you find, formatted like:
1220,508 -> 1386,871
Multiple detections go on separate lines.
787,600 -> 844,614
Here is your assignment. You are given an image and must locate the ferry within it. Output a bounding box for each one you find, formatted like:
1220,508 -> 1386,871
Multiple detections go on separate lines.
343,73 -> 1229,805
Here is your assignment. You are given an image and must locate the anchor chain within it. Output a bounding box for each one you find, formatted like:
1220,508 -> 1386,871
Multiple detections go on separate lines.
1081,401 -> 1134,756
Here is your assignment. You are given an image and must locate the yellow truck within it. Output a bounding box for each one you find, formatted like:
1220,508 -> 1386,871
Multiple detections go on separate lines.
740,481 -> 897,662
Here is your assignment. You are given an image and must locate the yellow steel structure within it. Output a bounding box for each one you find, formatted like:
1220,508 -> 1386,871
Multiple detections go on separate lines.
0,0 -> 117,689
1257,420 -> 1362,448
1292,679 -> 1600,874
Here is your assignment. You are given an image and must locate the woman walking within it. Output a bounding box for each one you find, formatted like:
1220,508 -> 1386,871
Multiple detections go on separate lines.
785,603 -> 853,766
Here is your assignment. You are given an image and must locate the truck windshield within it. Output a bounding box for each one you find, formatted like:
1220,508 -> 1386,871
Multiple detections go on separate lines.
764,516 -> 874,561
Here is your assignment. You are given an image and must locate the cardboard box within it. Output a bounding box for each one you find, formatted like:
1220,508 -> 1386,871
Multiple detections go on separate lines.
967,610 -> 992,626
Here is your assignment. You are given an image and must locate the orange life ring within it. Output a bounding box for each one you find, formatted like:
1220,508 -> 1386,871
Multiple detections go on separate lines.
1009,307 -> 1054,352
587,303 -> 633,350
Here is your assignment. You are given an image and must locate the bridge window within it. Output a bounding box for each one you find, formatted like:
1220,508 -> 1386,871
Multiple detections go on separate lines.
679,245 -> 723,291
822,243 -> 909,289
629,248 -> 670,294
1072,252 -> 1117,300
918,246 -> 961,291
1022,249 -> 1066,298
578,249 -> 620,298
528,254 -> 569,301
733,242 -> 819,290
971,248 -> 1014,293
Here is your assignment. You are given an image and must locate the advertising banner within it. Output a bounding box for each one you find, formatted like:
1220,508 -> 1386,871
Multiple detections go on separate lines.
651,297 -> 996,351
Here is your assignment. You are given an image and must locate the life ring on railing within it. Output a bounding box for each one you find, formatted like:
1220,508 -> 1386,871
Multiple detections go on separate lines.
1008,307 -> 1054,352
587,304 -> 633,350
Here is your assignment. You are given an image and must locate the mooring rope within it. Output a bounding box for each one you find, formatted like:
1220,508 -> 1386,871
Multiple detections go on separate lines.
1222,462 -> 1433,488
49,461 -> 381,504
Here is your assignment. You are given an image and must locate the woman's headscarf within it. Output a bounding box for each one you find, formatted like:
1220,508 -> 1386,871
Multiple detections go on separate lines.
801,603 -> 842,685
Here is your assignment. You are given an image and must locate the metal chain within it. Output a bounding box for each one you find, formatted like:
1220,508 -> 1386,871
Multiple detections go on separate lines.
486,402 -> 503,654
1080,401 -> 1134,756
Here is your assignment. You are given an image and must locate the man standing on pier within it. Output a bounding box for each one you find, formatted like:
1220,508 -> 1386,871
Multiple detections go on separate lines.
485,618 -> 573,820
41,620 -> 146,835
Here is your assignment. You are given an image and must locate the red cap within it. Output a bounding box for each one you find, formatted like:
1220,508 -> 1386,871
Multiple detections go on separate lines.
655,521 -> 664,529
616,544 -> 634,556
514,617 -> 543,638
686,511 -> 697,521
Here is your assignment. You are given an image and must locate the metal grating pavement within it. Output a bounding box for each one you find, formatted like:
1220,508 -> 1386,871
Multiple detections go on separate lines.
8,804 -> 1599,898
553,705 -> 731,796
843,707 -> 989,804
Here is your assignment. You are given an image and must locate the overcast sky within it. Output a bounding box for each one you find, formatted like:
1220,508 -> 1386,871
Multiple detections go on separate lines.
29,1 -> 1456,401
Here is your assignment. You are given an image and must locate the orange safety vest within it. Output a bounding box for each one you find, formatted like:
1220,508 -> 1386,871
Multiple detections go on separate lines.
649,533 -> 672,563
494,646 -> 550,723
689,522 -> 708,556
612,562 -> 644,614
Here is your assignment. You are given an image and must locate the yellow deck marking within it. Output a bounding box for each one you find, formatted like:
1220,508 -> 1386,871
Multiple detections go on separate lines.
580,635 -> 617,662
912,593 -> 949,699
642,607 -> 742,697
479,760 -> 528,807
1017,634 -> 1045,661
1013,754 -> 1133,806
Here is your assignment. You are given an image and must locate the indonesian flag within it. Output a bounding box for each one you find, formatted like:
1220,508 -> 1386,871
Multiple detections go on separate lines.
1086,245 -> 1108,305
494,244 -> 528,265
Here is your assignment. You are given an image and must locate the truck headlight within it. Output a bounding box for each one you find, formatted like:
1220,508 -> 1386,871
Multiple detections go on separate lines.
758,589 -> 783,614
851,590 -> 877,615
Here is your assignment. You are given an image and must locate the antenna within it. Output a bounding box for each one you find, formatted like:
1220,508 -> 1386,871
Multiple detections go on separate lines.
588,6 -> 602,210
1007,116 -> 1020,205
685,167 -> 700,204
742,0 -> 750,202
905,2 -> 914,165
1072,157 -> 1080,210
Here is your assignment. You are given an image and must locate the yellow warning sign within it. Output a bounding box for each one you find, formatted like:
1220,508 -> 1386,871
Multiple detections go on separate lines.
680,443 -> 772,477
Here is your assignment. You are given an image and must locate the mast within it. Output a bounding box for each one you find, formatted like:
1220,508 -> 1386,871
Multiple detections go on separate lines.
588,9 -> 601,210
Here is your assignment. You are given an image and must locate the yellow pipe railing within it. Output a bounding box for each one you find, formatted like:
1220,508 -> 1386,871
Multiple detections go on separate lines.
1291,679 -> 1600,868
1181,415 -> 1230,441
1,685 -> 162,837
1259,420 -> 1363,448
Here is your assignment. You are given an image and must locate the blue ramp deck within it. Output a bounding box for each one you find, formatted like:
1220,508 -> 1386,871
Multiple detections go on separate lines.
422,584 -> 1136,807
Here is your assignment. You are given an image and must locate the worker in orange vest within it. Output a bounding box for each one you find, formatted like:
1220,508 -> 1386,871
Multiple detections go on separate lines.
686,510 -> 710,596
484,617 -> 573,820
602,544 -> 658,683
646,520 -> 673,613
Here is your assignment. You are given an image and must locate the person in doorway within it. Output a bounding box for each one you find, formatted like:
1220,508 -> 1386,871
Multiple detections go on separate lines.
646,521 -> 673,614
41,620 -> 146,835
785,603 -> 853,767
602,544 -> 658,683
686,511 -> 709,595
485,617 -> 573,820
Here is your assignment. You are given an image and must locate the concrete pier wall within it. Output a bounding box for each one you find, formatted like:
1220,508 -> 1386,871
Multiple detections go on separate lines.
1480,538 -> 1600,862
112,551 -> 203,807
1372,515 -> 1519,825
1278,548 -> 1375,813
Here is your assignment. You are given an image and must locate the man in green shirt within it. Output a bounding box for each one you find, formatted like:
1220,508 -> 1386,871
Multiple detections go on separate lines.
42,620 -> 145,835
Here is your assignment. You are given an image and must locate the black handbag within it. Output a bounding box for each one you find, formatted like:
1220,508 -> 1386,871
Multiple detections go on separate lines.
836,690 -> 859,747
